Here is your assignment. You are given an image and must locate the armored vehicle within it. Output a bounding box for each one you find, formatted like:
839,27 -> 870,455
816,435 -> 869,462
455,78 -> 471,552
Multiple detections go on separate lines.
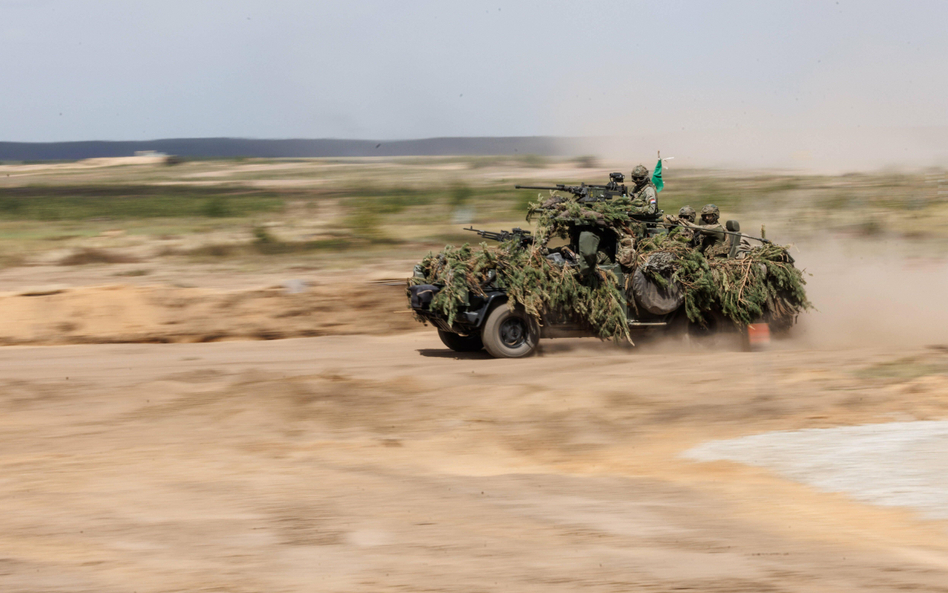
408,173 -> 809,358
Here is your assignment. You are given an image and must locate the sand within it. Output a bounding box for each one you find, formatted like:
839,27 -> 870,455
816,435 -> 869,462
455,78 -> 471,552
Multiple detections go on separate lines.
0,237 -> 947,590
1,334 -> 948,591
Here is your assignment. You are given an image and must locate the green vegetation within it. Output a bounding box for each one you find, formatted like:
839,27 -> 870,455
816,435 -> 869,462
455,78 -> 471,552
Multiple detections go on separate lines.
634,236 -> 811,329
413,188 -> 812,339
0,158 -> 944,270
0,186 -> 283,220
449,183 -> 473,206
412,241 -> 630,339
186,236 -> 354,259
855,355 -> 948,381
466,154 -> 550,169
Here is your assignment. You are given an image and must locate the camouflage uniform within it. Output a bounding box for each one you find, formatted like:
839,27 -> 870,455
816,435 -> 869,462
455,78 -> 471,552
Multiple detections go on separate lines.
578,231 -> 610,273
616,229 -> 636,268
628,165 -> 658,216
691,204 -> 726,253
667,206 -> 696,242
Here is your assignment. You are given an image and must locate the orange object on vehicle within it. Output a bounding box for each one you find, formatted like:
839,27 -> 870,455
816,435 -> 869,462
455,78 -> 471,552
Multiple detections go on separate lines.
747,323 -> 771,346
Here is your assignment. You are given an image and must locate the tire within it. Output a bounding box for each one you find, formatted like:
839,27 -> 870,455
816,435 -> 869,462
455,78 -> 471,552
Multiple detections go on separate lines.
687,312 -> 719,338
437,329 -> 484,352
631,267 -> 684,315
481,304 -> 539,358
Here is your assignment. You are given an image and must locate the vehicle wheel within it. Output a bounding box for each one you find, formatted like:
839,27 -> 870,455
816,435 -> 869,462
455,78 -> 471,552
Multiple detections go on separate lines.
437,329 -> 484,352
687,314 -> 718,339
631,266 -> 684,315
739,327 -> 752,352
663,308 -> 691,338
481,304 -> 539,358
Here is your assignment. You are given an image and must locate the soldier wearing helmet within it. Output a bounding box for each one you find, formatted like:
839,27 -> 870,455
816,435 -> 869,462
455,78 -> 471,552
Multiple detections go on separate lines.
678,205 -> 696,223
700,204 -> 720,224
628,164 -> 658,216
674,204 -> 726,252
666,205 -> 697,242
692,204 -> 726,252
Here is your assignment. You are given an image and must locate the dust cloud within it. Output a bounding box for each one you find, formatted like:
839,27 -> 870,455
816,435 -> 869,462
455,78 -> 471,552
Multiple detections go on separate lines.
567,126 -> 948,173
791,239 -> 948,349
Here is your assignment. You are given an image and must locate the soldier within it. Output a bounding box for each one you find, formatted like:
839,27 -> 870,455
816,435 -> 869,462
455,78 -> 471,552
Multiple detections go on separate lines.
678,205 -> 696,223
664,205 -> 696,224
577,230 -> 611,274
628,165 -> 658,216
616,228 -> 636,268
690,204 -> 726,253
666,205 -> 697,242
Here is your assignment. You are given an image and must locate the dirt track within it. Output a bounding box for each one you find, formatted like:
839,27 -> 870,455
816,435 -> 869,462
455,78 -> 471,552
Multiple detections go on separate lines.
0,282 -> 415,345
3,334 -> 948,592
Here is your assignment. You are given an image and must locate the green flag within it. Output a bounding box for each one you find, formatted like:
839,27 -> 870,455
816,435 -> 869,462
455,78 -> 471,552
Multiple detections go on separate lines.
651,158 -> 664,192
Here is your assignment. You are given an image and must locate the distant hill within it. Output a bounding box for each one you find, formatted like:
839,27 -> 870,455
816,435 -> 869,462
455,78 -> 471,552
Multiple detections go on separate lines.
5,128 -> 945,170
0,137 -> 572,161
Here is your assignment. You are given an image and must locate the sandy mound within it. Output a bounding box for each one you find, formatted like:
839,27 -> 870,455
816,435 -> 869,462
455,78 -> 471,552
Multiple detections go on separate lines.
0,282 -> 416,345
2,335 -> 948,591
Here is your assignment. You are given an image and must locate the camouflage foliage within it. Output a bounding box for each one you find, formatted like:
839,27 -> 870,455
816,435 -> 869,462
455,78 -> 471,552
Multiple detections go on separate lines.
633,235 -> 811,330
526,191 -> 641,244
412,188 -> 811,340
411,239 -> 631,341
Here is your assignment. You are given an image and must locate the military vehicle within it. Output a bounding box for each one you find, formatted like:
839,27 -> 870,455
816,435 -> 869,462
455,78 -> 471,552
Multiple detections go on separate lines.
408,172 -> 809,358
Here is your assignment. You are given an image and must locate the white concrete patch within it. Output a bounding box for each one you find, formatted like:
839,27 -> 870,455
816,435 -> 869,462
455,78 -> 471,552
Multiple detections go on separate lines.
683,421 -> 948,519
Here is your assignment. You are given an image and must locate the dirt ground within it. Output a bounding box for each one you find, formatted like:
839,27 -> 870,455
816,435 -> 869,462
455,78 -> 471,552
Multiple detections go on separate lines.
2,228 -> 948,591
2,332 -> 948,592
0,261 -> 420,345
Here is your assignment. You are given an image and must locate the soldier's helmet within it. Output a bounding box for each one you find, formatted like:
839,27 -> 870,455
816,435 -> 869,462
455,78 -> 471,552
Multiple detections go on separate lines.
678,206 -> 696,223
700,204 -> 720,224
631,165 -> 649,183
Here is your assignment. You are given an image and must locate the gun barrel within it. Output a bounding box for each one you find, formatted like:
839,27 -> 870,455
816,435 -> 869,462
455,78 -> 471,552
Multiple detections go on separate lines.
463,226 -> 533,245
659,222 -> 771,244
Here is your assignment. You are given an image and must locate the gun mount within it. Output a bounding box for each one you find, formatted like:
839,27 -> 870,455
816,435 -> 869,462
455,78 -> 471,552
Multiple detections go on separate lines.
515,172 -> 629,203
463,226 -> 534,247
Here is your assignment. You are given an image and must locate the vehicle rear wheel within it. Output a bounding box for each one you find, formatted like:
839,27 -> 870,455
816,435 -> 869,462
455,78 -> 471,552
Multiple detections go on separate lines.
631,266 -> 684,315
437,329 -> 484,352
481,304 -> 539,358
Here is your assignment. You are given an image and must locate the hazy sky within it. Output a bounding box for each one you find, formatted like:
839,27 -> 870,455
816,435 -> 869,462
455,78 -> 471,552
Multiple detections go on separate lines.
2,0 -> 947,143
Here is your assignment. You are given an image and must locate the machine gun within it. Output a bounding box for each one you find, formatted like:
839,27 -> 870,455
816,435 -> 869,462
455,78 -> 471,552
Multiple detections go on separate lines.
660,219 -> 791,261
515,172 -> 628,203
463,226 -> 534,246
663,220 -> 772,245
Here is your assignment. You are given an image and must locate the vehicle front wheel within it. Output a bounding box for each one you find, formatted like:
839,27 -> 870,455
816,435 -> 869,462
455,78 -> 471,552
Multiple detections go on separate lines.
481,304 -> 539,358
437,329 -> 484,352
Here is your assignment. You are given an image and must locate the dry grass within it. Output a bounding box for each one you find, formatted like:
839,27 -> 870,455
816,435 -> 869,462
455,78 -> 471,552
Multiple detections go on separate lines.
58,248 -> 140,266
1,158 -> 946,270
